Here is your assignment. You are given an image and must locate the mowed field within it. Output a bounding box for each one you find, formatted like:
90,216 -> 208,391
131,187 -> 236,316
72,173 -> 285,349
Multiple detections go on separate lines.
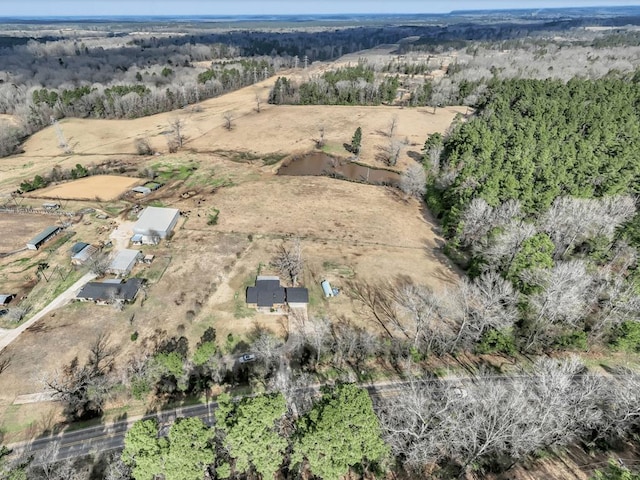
27,175 -> 142,201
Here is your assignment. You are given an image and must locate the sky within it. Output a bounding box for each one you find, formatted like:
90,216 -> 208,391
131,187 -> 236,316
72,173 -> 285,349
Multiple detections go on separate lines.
3,0 -> 640,17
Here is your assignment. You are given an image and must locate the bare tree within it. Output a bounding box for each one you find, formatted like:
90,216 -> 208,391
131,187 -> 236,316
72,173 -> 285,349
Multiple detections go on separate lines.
223,111 -> 234,131
295,316 -> 333,366
28,441 -> 85,480
388,116 -> 398,138
255,93 -> 262,113
479,220 -> 537,271
44,333 -> 118,420
395,282 -> 453,353
271,238 -> 303,286
521,260 -> 593,350
167,118 -> 185,152
313,124 -> 326,149
399,163 -> 426,199
88,252 -> 110,277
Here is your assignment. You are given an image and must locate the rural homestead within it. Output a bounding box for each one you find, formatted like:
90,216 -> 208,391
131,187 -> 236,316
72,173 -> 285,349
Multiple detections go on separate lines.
1,3 -> 640,480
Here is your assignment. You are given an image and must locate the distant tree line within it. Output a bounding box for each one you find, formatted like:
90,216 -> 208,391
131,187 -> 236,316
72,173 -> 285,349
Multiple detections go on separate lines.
269,63 -> 399,105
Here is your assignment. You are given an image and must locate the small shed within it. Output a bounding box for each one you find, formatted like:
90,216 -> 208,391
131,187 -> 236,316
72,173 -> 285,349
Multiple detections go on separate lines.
0,294 -> 16,306
70,242 -> 89,255
130,234 -> 144,246
26,226 -> 62,250
321,280 -> 334,298
132,186 -> 152,196
108,249 -> 143,277
71,244 -> 98,266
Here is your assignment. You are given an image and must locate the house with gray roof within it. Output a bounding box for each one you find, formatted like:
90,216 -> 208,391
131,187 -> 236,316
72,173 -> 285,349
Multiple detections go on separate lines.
246,276 -> 308,311
76,278 -> 144,305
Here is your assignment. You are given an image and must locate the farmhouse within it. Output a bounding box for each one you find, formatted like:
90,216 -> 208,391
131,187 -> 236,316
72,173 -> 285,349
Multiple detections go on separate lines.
0,294 -> 16,306
76,278 -> 144,305
131,206 -> 180,244
108,249 -> 142,277
71,244 -> 98,266
246,276 -> 309,311
26,226 -> 62,250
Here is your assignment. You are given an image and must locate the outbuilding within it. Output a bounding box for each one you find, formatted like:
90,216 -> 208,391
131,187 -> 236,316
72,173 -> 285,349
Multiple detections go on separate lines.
26,226 -> 62,250
71,244 -> 98,266
0,294 -> 16,306
132,186 -> 152,196
108,249 -> 143,277
132,206 -> 180,244
321,280 -> 334,298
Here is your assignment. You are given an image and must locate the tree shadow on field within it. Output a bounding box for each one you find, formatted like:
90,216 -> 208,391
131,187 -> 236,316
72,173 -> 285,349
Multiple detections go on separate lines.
407,150 -> 423,162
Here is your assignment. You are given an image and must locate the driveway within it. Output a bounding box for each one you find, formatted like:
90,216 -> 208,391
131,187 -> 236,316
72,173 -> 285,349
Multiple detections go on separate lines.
0,271 -> 97,353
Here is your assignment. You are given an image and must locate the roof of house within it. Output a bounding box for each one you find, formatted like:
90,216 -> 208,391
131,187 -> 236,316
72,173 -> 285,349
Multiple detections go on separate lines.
247,277 -> 286,307
285,287 -> 309,304
132,186 -> 151,194
70,242 -> 89,255
133,206 -> 180,234
130,234 -> 144,242
27,226 -> 61,246
109,249 -> 141,273
77,278 -> 143,302
72,244 -> 98,263
0,294 -> 15,305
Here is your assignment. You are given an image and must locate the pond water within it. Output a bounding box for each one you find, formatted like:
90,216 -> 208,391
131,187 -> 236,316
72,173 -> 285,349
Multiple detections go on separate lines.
277,152 -> 400,187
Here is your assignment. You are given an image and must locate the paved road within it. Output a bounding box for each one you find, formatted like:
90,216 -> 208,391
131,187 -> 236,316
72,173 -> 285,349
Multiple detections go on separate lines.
7,381 -> 406,463
0,271 -> 96,353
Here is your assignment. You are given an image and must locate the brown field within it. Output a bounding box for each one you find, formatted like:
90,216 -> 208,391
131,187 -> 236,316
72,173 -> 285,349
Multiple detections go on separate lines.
27,175 -> 142,201
0,48 -> 466,442
0,58 -> 467,195
0,213 -> 58,251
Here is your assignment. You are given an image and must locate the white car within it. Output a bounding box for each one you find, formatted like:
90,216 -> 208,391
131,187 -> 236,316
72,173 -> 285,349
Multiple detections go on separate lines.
239,353 -> 256,364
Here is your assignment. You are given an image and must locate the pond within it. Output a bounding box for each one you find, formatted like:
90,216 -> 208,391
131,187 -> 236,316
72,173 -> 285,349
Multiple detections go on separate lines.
277,152 -> 400,187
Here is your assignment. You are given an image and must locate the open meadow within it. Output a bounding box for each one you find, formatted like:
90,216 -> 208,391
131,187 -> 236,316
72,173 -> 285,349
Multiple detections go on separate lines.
0,47 -> 467,444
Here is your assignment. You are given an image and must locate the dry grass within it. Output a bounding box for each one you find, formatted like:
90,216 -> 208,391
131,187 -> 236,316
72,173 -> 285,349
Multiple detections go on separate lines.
0,49 -> 465,442
0,213 -> 57,251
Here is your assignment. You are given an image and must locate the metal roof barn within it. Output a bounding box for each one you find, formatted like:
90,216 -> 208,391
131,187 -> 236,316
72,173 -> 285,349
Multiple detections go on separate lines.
132,207 -> 180,240
26,226 -> 62,250
108,249 -> 142,276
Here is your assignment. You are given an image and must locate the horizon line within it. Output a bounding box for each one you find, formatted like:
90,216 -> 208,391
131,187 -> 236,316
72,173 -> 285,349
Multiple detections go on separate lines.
1,5 -> 638,20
